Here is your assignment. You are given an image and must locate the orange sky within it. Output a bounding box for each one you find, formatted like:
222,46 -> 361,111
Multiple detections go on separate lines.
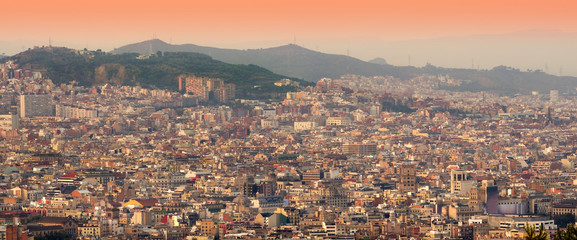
3,0 -> 575,49
2,0 -> 577,76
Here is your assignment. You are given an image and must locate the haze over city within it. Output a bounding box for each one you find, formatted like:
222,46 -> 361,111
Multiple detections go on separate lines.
2,0 -> 577,76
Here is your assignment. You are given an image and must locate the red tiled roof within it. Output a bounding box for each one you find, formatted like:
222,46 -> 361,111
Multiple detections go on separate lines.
61,173 -> 77,179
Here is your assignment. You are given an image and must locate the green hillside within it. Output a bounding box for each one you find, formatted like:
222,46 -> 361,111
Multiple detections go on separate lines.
10,47 -> 309,98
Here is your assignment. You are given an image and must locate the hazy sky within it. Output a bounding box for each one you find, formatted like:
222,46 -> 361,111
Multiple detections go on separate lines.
2,0 -> 576,75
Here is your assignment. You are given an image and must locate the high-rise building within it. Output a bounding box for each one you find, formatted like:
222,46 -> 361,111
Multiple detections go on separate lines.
184,76 -> 210,100
399,162 -> 417,194
485,186 -> 499,214
450,170 -> 474,195
207,78 -> 223,91
243,182 -> 258,197
258,181 -> 276,197
20,94 -> 54,118
183,75 -> 232,101
214,83 -> 236,103
550,90 -> 559,103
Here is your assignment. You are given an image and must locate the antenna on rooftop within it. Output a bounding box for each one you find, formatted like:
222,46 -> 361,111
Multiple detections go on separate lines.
49,36 -> 52,47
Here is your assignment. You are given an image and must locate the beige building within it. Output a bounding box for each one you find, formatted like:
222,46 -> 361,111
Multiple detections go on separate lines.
399,162 -> 417,194
0,113 -> 18,130
450,170 -> 474,195
198,219 -> 218,236
326,117 -> 351,126
448,204 -> 482,222
294,121 -> 317,132
78,223 -> 101,238
552,200 -> 577,216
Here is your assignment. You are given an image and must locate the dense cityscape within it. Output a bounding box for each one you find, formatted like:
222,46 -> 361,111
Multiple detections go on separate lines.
1,46 -> 577,240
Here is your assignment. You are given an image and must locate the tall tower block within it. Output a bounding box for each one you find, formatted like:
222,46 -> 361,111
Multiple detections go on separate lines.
399,162 -> 417,194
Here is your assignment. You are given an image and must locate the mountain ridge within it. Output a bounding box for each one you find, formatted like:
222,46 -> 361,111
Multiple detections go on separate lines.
112,39 -> 577,94
112,39 -> 415,82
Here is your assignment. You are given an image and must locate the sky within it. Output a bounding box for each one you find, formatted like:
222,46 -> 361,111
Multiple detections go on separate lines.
2,0 -> 577,75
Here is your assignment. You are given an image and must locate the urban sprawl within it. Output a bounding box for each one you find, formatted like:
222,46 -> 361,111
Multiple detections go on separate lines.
2,59 -> 577,240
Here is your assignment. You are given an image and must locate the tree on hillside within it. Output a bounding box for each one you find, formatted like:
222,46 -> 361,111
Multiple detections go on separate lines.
524,223 -> 548,240
553,223 -> 577,240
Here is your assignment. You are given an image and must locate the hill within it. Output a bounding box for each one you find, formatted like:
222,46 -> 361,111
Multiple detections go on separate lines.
112,39 -> 577,94
9,47 -> 309,98
368,58 -> 388,65
112,39 -> 416,82
418,64 -> 577,94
